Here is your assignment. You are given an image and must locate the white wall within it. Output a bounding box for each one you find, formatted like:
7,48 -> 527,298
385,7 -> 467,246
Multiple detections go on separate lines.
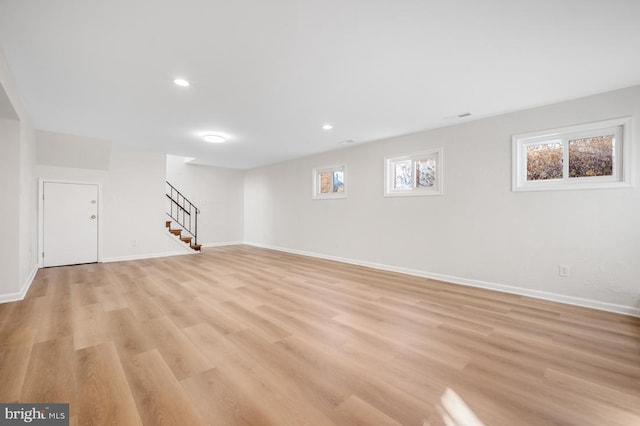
166,156 -> 244,246
0,50 -> 38,302
245,85 -> 640,315
37,143 -> 187,262
0,117 -> 21,296
18,120 -> 37,292
36,130 -> 111,170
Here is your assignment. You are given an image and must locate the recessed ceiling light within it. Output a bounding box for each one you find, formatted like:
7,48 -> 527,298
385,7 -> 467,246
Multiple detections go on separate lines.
174,78 -> 190,87
202,133 -> 226,144
322,124 -> 333,130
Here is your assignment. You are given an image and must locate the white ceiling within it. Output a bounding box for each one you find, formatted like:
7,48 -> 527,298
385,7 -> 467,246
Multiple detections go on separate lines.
1,0 -> 639,169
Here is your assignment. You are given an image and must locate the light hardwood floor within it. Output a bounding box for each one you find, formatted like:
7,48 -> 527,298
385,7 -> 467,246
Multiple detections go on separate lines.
1,245 -> 639,425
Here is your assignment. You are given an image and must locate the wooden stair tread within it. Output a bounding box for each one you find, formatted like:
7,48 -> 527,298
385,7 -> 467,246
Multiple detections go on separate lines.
165,220 -> 200,252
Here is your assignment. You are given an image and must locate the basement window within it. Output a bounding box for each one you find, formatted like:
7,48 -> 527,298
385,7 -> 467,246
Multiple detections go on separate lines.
384,148 -> 443,196
512,117 -> 632,191
312,165 -> 346,199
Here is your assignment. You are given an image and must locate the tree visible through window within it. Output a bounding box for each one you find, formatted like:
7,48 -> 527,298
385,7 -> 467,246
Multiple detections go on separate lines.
568,135 -> 613,178
415,159 -> 437,187
526,142 -> 563,181
385,149 -> 443,196
513,117 -> 630,191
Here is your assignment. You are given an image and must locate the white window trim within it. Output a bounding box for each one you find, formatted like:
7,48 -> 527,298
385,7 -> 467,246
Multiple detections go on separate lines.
384,148 -> 444,197
312,164 -> 347,199
512,117 -> 633,192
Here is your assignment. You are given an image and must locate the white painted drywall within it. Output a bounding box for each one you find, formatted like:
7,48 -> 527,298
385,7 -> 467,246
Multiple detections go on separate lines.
37,144 -> 183,262
0,49 -> 38,301
0,117 -> 21,295
37,130 -> 111,170
166,155 -> 244,245
18,121 -> 37,291
245,85 -> 640,312
0,80 -> 17,120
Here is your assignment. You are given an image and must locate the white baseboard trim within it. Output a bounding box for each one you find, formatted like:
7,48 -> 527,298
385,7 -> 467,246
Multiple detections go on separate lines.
0,265 -> 39,304
102,240 -> 244,263
102,250 -> 195,263
201,241 -> 245,248
244,242 -> 640,318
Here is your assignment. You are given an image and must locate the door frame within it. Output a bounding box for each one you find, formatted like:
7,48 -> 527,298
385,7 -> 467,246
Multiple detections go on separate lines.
38,178 -> 103,268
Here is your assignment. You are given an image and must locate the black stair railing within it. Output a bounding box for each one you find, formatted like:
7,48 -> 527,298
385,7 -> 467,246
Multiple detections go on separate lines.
166,181 -> 199,245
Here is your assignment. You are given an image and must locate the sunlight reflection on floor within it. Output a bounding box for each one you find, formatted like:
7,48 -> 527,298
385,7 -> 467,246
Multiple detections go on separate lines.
427,387 -> 486,426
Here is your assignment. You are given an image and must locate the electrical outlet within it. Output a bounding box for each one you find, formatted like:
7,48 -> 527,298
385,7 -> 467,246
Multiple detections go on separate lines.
131,240 -> 137,248
559,265 -> 570,277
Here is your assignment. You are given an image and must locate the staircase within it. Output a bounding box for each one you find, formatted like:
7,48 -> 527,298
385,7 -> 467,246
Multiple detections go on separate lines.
166,181 -> 201,252
165,219 -> 201,251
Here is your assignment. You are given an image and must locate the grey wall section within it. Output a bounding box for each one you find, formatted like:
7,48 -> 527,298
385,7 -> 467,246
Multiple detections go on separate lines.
244,85 -> 640,313
166,156 -> 245,246
0,116 -> 20,295
36,130 -> 111,170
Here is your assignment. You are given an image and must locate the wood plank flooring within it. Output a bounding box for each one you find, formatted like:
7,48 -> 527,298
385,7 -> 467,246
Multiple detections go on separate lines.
1,245 -> 639,425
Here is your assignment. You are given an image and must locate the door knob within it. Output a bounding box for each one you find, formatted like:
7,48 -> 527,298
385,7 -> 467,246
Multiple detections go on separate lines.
90,215 -> 96,219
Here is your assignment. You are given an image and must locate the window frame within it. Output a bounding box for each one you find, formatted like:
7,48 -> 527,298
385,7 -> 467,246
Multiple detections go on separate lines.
312,164 -> 347,199
384,148 -> 444,197
512,117 -> 632,192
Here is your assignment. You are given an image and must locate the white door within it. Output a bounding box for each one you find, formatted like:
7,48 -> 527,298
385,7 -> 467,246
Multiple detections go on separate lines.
43,182 -> 99,267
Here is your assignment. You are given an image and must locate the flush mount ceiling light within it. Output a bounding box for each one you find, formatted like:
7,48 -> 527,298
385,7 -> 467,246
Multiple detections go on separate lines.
202,133 -> 226,144
174,78 -> 190,87
322,124 -> 333,130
